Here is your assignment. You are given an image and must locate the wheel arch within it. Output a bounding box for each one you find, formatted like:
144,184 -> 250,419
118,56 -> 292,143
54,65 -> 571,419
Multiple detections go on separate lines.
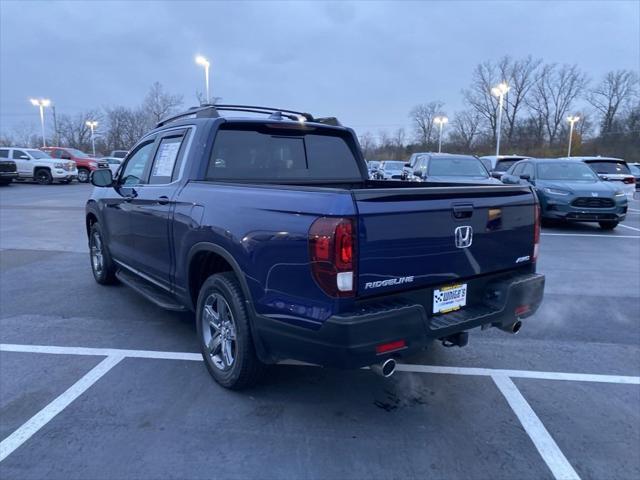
186,242 -> 254,313
186,242 -> 271,363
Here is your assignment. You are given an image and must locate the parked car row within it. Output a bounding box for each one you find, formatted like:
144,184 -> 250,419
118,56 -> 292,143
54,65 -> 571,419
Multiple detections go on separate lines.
0,146 -> 128,185
367,153 -> 634,231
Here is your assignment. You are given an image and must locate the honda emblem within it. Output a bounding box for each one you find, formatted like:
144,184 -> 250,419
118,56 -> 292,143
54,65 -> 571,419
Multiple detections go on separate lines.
455,226 -> 473,249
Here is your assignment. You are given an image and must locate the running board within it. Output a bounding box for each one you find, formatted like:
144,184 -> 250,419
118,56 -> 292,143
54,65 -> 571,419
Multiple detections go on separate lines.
115,269 -> 187,312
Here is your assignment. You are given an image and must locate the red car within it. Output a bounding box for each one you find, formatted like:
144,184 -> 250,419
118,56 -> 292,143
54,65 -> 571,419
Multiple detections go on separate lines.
41,147 -> 109,183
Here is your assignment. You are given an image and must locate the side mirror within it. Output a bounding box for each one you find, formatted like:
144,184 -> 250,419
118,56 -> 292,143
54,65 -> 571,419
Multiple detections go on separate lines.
501,175 -> 516,184
414,170 -> 423,178
404,163 -> 412,168
519,174 -> 531,181
490,171 -> 502,179
61,154 -> 72,160
90,168 -> 113,187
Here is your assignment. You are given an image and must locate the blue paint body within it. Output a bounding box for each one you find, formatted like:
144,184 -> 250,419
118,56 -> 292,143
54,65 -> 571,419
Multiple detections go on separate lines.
87,115 -> 545,368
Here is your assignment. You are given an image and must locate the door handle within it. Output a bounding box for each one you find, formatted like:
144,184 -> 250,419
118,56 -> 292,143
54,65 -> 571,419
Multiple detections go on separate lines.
157,196 -> 170,205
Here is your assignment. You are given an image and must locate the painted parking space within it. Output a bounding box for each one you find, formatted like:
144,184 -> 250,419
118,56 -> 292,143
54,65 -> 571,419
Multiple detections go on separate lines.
0,344 -> 638,479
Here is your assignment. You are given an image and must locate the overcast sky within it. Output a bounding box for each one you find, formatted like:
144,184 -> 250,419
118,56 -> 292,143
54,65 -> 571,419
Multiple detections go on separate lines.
1,0 -> 638,140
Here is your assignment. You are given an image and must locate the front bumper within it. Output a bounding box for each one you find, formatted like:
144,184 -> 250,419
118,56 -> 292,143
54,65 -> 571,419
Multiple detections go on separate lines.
255,272 -> 545,369
52,169 -> 78,181
0,172 -> 18,180
542,198 -> 627,222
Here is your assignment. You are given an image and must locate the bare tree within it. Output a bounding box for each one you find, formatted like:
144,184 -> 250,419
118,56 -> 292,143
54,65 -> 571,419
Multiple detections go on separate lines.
57,110 -> 102,152
463,56 -> 542,147
409,101 -> 444,147
358,131 -> 377,159
11,122 -> 41,148
451,109 -> 483,150
195,91 -> 222,106
142,82 -> 184,127
587,70 -> 639,134
499,56 -> 542,142
527,64 -> 587,145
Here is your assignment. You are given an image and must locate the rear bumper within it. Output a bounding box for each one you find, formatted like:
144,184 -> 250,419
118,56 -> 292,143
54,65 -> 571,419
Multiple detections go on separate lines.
255,272 -> 545,369
0,172 -> 18,179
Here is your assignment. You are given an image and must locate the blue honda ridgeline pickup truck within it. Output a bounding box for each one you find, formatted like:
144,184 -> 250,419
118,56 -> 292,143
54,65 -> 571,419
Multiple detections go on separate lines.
87,105 -> 545,389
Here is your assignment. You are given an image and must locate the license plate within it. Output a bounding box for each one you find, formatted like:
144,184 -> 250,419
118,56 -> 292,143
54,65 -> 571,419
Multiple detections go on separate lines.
433,283 -> 467,314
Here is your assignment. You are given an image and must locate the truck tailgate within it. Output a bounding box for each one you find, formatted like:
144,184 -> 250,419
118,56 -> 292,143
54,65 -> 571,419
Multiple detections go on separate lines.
353,185 -> 536,296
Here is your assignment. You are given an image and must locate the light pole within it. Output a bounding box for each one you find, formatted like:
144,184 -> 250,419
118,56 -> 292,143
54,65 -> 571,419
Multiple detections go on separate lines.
86,121 -> 98,156
491,82 -> 510,157
195,55 -> 210,104
433,116 -> 448,153
29,98 -> 51,147
566,116 -> 580,157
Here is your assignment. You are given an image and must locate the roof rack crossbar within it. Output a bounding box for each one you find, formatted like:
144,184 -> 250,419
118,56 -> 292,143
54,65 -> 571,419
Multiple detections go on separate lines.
156,105 -> 219,128
156,104 -> 341,128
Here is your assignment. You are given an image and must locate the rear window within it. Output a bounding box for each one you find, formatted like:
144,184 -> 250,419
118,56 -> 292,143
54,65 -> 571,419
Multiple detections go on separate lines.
206,125 -> 362,182
586,161 -> 631,175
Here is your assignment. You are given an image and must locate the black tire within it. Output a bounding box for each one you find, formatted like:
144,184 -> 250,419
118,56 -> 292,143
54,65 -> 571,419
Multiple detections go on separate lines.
196,272 -> 264,389
35,169 -> 53,185
78,168 -> 90,183
599,221 -> 618,230
89,222 -> 118,284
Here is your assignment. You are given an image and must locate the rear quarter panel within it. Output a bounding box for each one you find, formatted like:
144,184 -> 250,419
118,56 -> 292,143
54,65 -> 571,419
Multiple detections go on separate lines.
173,182 -> 356,327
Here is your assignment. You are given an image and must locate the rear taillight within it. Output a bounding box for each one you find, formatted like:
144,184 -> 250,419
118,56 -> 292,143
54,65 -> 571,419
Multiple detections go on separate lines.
309,217 -> 356,297
533,204 -> 540,262
623,177 -> 635,185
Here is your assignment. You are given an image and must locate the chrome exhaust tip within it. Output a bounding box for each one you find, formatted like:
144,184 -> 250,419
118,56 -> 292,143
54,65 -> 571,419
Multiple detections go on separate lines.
371,358 -> 397,378
498,320 -> 523,334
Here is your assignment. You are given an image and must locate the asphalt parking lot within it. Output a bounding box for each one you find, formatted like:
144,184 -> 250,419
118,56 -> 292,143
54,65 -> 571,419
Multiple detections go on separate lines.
1,182 -> 639,480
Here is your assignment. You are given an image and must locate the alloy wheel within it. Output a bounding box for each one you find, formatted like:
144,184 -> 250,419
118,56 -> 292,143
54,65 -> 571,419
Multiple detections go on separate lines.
202,293 -> 237,371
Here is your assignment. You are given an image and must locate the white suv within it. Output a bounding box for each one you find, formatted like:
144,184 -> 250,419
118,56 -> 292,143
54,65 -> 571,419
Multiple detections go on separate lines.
0,147 -> 78,184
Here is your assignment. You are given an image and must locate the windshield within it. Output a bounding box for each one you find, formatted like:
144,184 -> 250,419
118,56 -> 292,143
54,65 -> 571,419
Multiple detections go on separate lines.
67,148 -> 91,158
537,162 -> 599,181
382,161 -> 404,171
586,160 -> 631,175
428,156 -> 489,177
26,150 -> 51,159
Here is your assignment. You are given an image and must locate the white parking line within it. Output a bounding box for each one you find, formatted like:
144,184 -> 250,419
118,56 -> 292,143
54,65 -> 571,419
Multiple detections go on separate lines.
2,343 -> 639,384
397,364 -> 640,385
541,233 -> 640,239
493,375 -> 580,480
618,223 -> 640,232
0,355 -> 123,463
1,341 -> 638,475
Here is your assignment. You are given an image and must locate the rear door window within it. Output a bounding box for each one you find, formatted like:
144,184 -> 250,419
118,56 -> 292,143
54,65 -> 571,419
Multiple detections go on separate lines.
0,149 -> 8,158
12,150 -> 27,159
148,131 -> 189,184
206,124 -> 362,182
